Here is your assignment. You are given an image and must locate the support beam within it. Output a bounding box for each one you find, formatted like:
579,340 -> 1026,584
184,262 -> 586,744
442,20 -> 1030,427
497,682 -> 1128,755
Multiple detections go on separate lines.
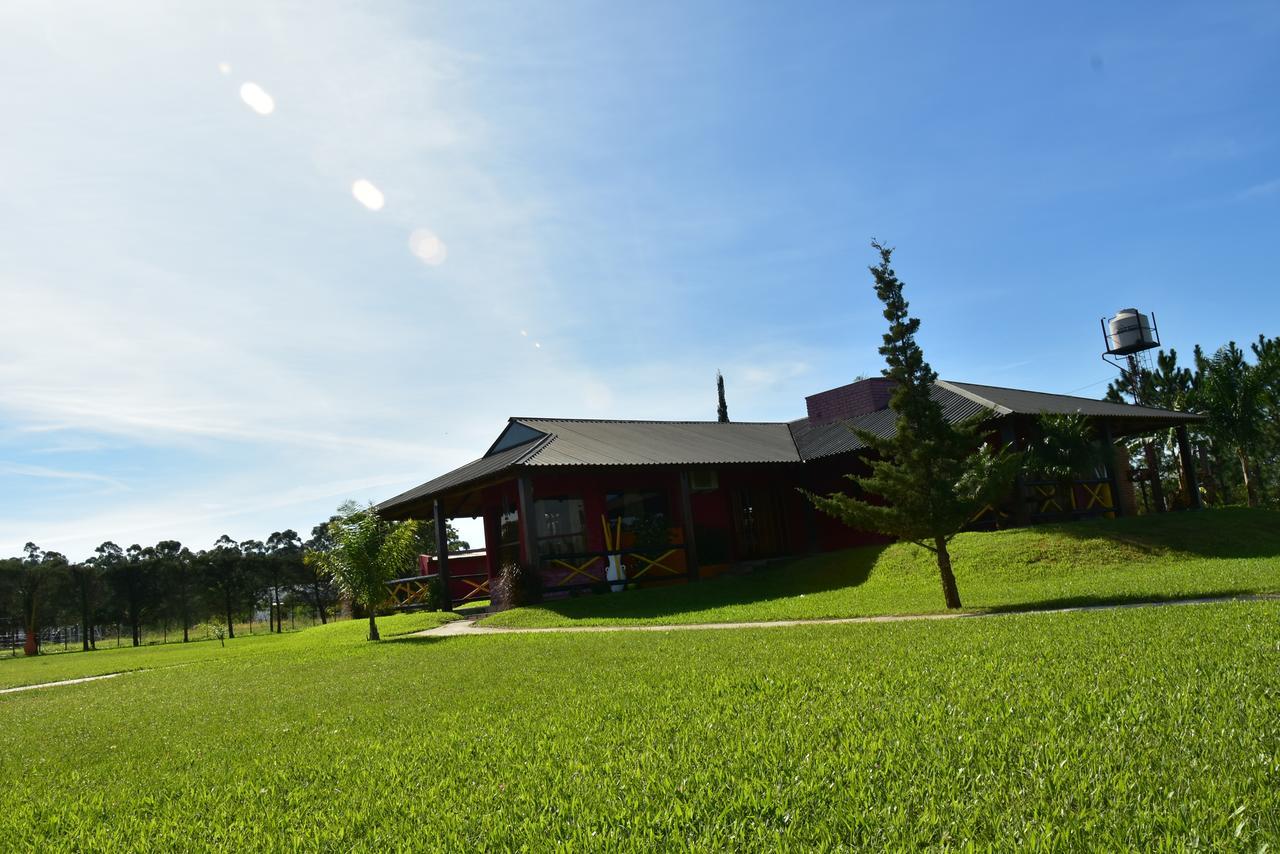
1175,424 -> 1203,510
516,474 -> 539,570
679,471 -> 700,581
1143,440 -> 1166,513
432,499 -> 453,612
1099,421 -> 1123,518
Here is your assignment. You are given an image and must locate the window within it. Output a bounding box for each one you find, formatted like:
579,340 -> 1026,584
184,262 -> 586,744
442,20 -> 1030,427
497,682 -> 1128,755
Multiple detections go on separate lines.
605,490 -> 670,550
534,496 -> 587,556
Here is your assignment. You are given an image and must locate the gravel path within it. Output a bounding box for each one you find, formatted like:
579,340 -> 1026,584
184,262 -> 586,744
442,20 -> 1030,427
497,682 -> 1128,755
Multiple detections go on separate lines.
416,592 -> 1280,638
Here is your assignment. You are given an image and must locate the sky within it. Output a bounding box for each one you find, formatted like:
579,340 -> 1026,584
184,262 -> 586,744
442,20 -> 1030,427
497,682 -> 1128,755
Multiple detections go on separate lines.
2,1 -> 1278,559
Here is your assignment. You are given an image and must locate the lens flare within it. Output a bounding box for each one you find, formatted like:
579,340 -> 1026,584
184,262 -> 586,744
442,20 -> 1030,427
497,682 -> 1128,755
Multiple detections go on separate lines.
218,62 -> 232,75
239,82 -> 275,115
351,179 -> 385,211
408,228 -> 447,265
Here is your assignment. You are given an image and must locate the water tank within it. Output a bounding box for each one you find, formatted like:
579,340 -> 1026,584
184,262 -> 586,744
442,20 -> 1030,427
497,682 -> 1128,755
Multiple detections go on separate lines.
1106,308 -> 1158,355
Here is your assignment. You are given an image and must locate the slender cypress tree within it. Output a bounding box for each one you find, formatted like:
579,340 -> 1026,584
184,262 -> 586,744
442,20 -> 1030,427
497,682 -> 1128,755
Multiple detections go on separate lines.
716,371 -> 730,423
805,241 -> 1020,609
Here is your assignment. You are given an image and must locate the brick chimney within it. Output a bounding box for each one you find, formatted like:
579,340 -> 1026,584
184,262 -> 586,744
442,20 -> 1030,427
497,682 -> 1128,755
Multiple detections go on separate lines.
804,378 -> 896,425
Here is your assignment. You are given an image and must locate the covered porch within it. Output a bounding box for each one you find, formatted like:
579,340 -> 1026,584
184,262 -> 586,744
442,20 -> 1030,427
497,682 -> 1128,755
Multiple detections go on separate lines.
379,460 -> 824,612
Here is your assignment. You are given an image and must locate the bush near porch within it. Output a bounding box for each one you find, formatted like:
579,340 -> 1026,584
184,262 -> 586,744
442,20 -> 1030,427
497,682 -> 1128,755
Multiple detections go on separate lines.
481,507 -> 1280,628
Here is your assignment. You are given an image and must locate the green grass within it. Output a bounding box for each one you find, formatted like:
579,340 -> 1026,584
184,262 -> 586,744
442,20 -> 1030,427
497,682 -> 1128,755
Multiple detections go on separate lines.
483,507 -> 1280,628
2,600 -> 1278,849
0,611 -> 456,691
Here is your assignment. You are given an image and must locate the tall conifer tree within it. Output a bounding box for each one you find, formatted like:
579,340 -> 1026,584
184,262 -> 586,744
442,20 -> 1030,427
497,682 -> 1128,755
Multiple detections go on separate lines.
716,371 -> 730,423
806,241 -> 1020,609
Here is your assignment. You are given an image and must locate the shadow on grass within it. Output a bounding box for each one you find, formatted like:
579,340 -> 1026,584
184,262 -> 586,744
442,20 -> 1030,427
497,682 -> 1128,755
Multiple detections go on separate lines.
384,634 -> 449,648
1030,507 -> 1280,559
978,588 -> 1278,615
497,545 -> 888,623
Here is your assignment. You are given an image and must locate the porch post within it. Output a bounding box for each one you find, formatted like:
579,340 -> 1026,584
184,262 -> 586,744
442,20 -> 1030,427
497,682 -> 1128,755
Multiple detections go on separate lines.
1100,421 -> 1123,518
1001,419 -> 1031,526
1175,424 -> 1203,510
679,471 -> 700,581
516,474 -> 539,571
432,499 -> 454,612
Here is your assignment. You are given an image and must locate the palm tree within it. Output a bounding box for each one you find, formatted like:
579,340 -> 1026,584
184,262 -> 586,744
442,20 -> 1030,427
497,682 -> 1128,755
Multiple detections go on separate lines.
316,504 -> 419,640
1025,413 -> 1107,514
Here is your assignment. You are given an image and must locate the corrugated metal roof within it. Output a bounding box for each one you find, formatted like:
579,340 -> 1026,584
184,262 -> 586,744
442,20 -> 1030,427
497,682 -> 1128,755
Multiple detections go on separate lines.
938,380 -> 1205,422
789,383 -> 993,459
374,437 -> 546,513
515,419 -> 802,466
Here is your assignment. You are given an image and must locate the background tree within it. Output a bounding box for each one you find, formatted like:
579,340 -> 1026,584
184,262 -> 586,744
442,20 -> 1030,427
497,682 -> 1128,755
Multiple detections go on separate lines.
1194,342 -> 1265,506
716,371 -> 730,423
265,530 -> 303,634
317,504 -> 419,640
412,518 -> 470,559
239,539 -> 267,632
14,544 -> 66,655
202,535 -> 247,638
302,522 -> 340,624
64,559 -> 103,651
103,543 -> 156,647
805,241 -> 1020,609
152,540 -> 195,643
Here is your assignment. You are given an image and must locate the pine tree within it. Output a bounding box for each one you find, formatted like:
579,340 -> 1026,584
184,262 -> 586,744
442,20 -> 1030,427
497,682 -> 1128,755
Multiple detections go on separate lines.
716,371 -> 730,423
805,241 -> 1020,609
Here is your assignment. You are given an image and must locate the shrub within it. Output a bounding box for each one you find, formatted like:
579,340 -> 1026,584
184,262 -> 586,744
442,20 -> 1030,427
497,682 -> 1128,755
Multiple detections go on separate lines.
493,563 -> 542,610
422,576 -> 447,612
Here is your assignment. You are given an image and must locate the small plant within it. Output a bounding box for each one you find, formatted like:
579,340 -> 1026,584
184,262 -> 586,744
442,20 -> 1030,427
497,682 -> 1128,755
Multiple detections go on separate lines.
493,562 -> 542,609
630,515 -> 669,553
422,576 -> 447,612
202,622 -> 226,647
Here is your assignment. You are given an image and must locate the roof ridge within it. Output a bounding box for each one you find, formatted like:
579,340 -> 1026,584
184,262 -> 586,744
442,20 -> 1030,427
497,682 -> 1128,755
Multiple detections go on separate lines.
513,432 -> 555,465
513,417 -> 789,426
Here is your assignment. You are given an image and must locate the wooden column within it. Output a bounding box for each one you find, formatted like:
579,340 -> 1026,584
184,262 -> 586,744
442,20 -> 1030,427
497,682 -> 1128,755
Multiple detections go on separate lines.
516,474 -> 538,570
1099,421 -> 1123,517
679,471 -> 700,581
1001,419 -> 1031,526
1176,424 -> 1203,510
1142,440 -> 1166,513
432,499 -> 453,612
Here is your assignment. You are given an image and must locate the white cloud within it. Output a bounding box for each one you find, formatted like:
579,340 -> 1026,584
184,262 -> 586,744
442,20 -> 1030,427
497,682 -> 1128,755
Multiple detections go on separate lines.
0,463 -> 126,491
1238,177 -> 1280,200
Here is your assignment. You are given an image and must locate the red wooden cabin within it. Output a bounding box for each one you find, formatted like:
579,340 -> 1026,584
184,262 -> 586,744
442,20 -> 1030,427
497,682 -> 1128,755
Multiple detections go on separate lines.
378,378 -> 1203,610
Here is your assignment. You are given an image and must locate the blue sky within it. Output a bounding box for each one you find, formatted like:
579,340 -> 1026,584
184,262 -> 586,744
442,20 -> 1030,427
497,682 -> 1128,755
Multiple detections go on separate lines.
2,1 -> 1277,559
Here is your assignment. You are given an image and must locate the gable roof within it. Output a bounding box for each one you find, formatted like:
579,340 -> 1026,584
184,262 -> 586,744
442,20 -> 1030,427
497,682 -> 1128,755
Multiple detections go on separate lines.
788,380 -> 1204,461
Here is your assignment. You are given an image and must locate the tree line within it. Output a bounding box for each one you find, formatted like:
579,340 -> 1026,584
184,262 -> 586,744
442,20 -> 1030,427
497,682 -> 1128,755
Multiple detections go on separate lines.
0,506 -> 466,655
1105,334 -> 1280,509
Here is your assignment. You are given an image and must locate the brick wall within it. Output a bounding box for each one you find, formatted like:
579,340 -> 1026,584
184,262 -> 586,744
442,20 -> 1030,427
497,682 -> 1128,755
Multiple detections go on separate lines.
804,378 -> 896,424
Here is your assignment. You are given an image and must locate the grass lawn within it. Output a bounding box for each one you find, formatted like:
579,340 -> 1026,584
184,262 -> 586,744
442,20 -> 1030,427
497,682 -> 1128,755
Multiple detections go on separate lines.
0,611 -> 457,691
482,507 -> 1280,628
2,599 -> 1278,849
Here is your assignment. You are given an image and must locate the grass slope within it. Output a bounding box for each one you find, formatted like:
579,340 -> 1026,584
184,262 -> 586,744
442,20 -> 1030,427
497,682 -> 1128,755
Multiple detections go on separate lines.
2,601 -> 1278,849
483,508 -> 1280,628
